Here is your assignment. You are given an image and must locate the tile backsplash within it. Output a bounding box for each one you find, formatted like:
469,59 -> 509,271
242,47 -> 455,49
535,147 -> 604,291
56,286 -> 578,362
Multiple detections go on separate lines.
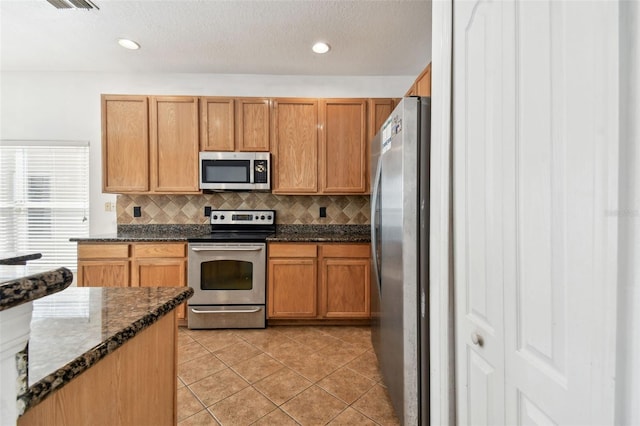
117,193 -> 370,225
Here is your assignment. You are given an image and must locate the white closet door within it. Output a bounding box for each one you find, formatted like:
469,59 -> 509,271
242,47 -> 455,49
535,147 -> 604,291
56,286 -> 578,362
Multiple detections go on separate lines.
453,1 -> 508,424
453,0 -> 619,424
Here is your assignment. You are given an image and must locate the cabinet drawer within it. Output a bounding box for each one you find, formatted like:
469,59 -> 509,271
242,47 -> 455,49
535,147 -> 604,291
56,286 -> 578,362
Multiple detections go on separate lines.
78,243 -> 129,259
321,244 -> 370,258
268,243 -> 317,258
133,243 -> 186,258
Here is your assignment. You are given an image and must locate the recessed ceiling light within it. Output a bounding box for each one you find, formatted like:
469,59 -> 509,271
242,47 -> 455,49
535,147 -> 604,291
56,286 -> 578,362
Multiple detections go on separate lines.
312,42 -> 331,54
118,39 -> 140,50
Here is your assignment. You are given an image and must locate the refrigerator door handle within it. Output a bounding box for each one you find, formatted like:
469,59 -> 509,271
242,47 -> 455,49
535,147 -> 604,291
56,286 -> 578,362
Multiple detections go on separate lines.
371,158 -> 382,290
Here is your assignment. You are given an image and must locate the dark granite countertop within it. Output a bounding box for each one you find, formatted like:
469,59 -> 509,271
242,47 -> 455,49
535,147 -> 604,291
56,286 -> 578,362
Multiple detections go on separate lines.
0,252 -> 42,265
267,225 -> 371,243
17,286 -> 193,415
70,224 -> 211,242
0,268 -> 73,311
71,224 -> 371,243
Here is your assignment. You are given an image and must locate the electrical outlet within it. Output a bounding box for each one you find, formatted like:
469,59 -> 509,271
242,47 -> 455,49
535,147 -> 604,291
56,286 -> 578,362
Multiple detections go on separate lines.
319,207 -> 327,218
133,206 -> 141,217
104,202 -> 115,212
204,206 -> 212,217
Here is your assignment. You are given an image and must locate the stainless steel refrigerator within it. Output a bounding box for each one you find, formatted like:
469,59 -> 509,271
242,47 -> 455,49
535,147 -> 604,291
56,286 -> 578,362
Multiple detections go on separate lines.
370,97 -> 430,425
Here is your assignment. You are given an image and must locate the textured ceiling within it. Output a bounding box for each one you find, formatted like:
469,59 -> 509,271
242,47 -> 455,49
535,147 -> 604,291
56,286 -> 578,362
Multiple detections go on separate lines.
0,0 -> 432,75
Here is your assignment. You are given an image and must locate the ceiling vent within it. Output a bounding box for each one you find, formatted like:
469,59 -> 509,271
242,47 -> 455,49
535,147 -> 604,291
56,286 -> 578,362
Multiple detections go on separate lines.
45,0 -> 99,10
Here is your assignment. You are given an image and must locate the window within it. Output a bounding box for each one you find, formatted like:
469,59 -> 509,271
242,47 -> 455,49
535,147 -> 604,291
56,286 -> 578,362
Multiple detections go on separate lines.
0,140 -> 90,274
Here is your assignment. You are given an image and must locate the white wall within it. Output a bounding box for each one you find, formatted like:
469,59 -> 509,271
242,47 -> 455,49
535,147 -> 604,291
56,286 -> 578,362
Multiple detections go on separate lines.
617,1 -> 640,424
0,72 -> 414,234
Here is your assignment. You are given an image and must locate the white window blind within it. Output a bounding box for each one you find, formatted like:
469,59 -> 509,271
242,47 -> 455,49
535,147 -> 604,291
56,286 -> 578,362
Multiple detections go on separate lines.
0,140 -> 89,274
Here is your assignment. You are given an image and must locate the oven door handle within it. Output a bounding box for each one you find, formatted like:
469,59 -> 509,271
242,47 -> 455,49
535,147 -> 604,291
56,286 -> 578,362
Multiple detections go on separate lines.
190,307 -> 262,314
190,246 -> 264,252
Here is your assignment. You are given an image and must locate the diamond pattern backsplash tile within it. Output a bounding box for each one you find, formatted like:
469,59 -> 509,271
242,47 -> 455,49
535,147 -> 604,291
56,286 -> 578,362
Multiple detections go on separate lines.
117,194 -> 371,225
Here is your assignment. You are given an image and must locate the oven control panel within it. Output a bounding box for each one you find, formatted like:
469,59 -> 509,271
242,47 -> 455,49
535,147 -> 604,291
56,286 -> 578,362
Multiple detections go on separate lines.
209,210 -> 275,225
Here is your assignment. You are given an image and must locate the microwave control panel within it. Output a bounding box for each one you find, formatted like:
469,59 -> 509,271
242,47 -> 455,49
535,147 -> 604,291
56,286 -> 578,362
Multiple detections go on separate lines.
254,160 -> 269,183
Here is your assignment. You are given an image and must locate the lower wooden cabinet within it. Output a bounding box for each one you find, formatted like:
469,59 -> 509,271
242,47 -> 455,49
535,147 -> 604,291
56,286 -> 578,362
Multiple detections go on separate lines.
77,260 -> 130,287
18,312 -> 178,426
77,242 -> 187,320
77,243 -> 130,287
132,243 -> 187,320
268,244 -> 318,318
321,244 -> 370,318
267,242 -> 370,320
77,241 -> 370,323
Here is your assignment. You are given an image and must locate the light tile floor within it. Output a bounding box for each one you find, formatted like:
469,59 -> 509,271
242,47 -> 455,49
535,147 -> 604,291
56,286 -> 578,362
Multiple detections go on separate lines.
177,325 -> 400,426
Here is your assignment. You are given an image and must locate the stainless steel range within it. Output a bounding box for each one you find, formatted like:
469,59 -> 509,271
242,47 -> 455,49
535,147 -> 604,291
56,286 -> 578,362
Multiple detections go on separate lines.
187,209 -> 275,329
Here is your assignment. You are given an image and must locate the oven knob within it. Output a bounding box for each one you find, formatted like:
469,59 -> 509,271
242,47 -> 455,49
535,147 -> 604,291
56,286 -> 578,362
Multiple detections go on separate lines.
260,215 -> 265,220
255,215 -> 259,220
267,215 -> 272,220
221,215 -> 225,220
212,215 -> 218,220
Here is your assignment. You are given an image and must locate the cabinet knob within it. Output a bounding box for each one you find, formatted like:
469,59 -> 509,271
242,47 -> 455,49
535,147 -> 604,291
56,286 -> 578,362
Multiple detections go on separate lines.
471,332 -> 484,347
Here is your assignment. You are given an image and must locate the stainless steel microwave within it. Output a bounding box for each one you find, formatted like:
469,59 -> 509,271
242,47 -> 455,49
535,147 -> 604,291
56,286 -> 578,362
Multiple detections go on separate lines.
199,152 -> 270,191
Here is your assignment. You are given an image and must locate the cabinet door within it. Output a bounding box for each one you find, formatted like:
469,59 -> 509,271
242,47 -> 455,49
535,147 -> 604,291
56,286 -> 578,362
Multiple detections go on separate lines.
415,63 -> 432,96
200,97 -> 235,151
271,98 -> 319,194
321,257 -> 370,318
319,99 -> 368,194
77,260 -> 129,287
150,96 -> 200,193
368,99 -> 395,143
236,98 -> 270,151
102,95 -> 149,193
132,258 -> 187,320
320,244 -> 371,319
267,259 -> 317,318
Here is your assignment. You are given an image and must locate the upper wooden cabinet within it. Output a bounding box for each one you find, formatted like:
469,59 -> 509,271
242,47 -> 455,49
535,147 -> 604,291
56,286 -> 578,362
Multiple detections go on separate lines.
200,97 -> 235,151
406,62 -> 432,97
320,99 -> 368,194
150,96 -> 200,193
367,98 -> 396,143
102,95 -> 150,193
200,97 -> 270,152
236,98 -> 270,151
271,98 -> 319,194
272,98 -> 369,195
416,63 -> 432,96
103,94 -> 395,195
102,95 -> 200,194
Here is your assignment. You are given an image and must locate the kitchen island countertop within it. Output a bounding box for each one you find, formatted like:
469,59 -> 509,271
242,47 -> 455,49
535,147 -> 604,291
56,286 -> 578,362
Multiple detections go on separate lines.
0,268 -> 73,311
17,286 -> 193,415
0,252 -> 42,265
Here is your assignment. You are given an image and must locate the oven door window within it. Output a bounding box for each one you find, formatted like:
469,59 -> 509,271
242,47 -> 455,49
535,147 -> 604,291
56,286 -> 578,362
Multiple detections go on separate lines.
200,260 -> 253,291
202,160 -> 250,183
